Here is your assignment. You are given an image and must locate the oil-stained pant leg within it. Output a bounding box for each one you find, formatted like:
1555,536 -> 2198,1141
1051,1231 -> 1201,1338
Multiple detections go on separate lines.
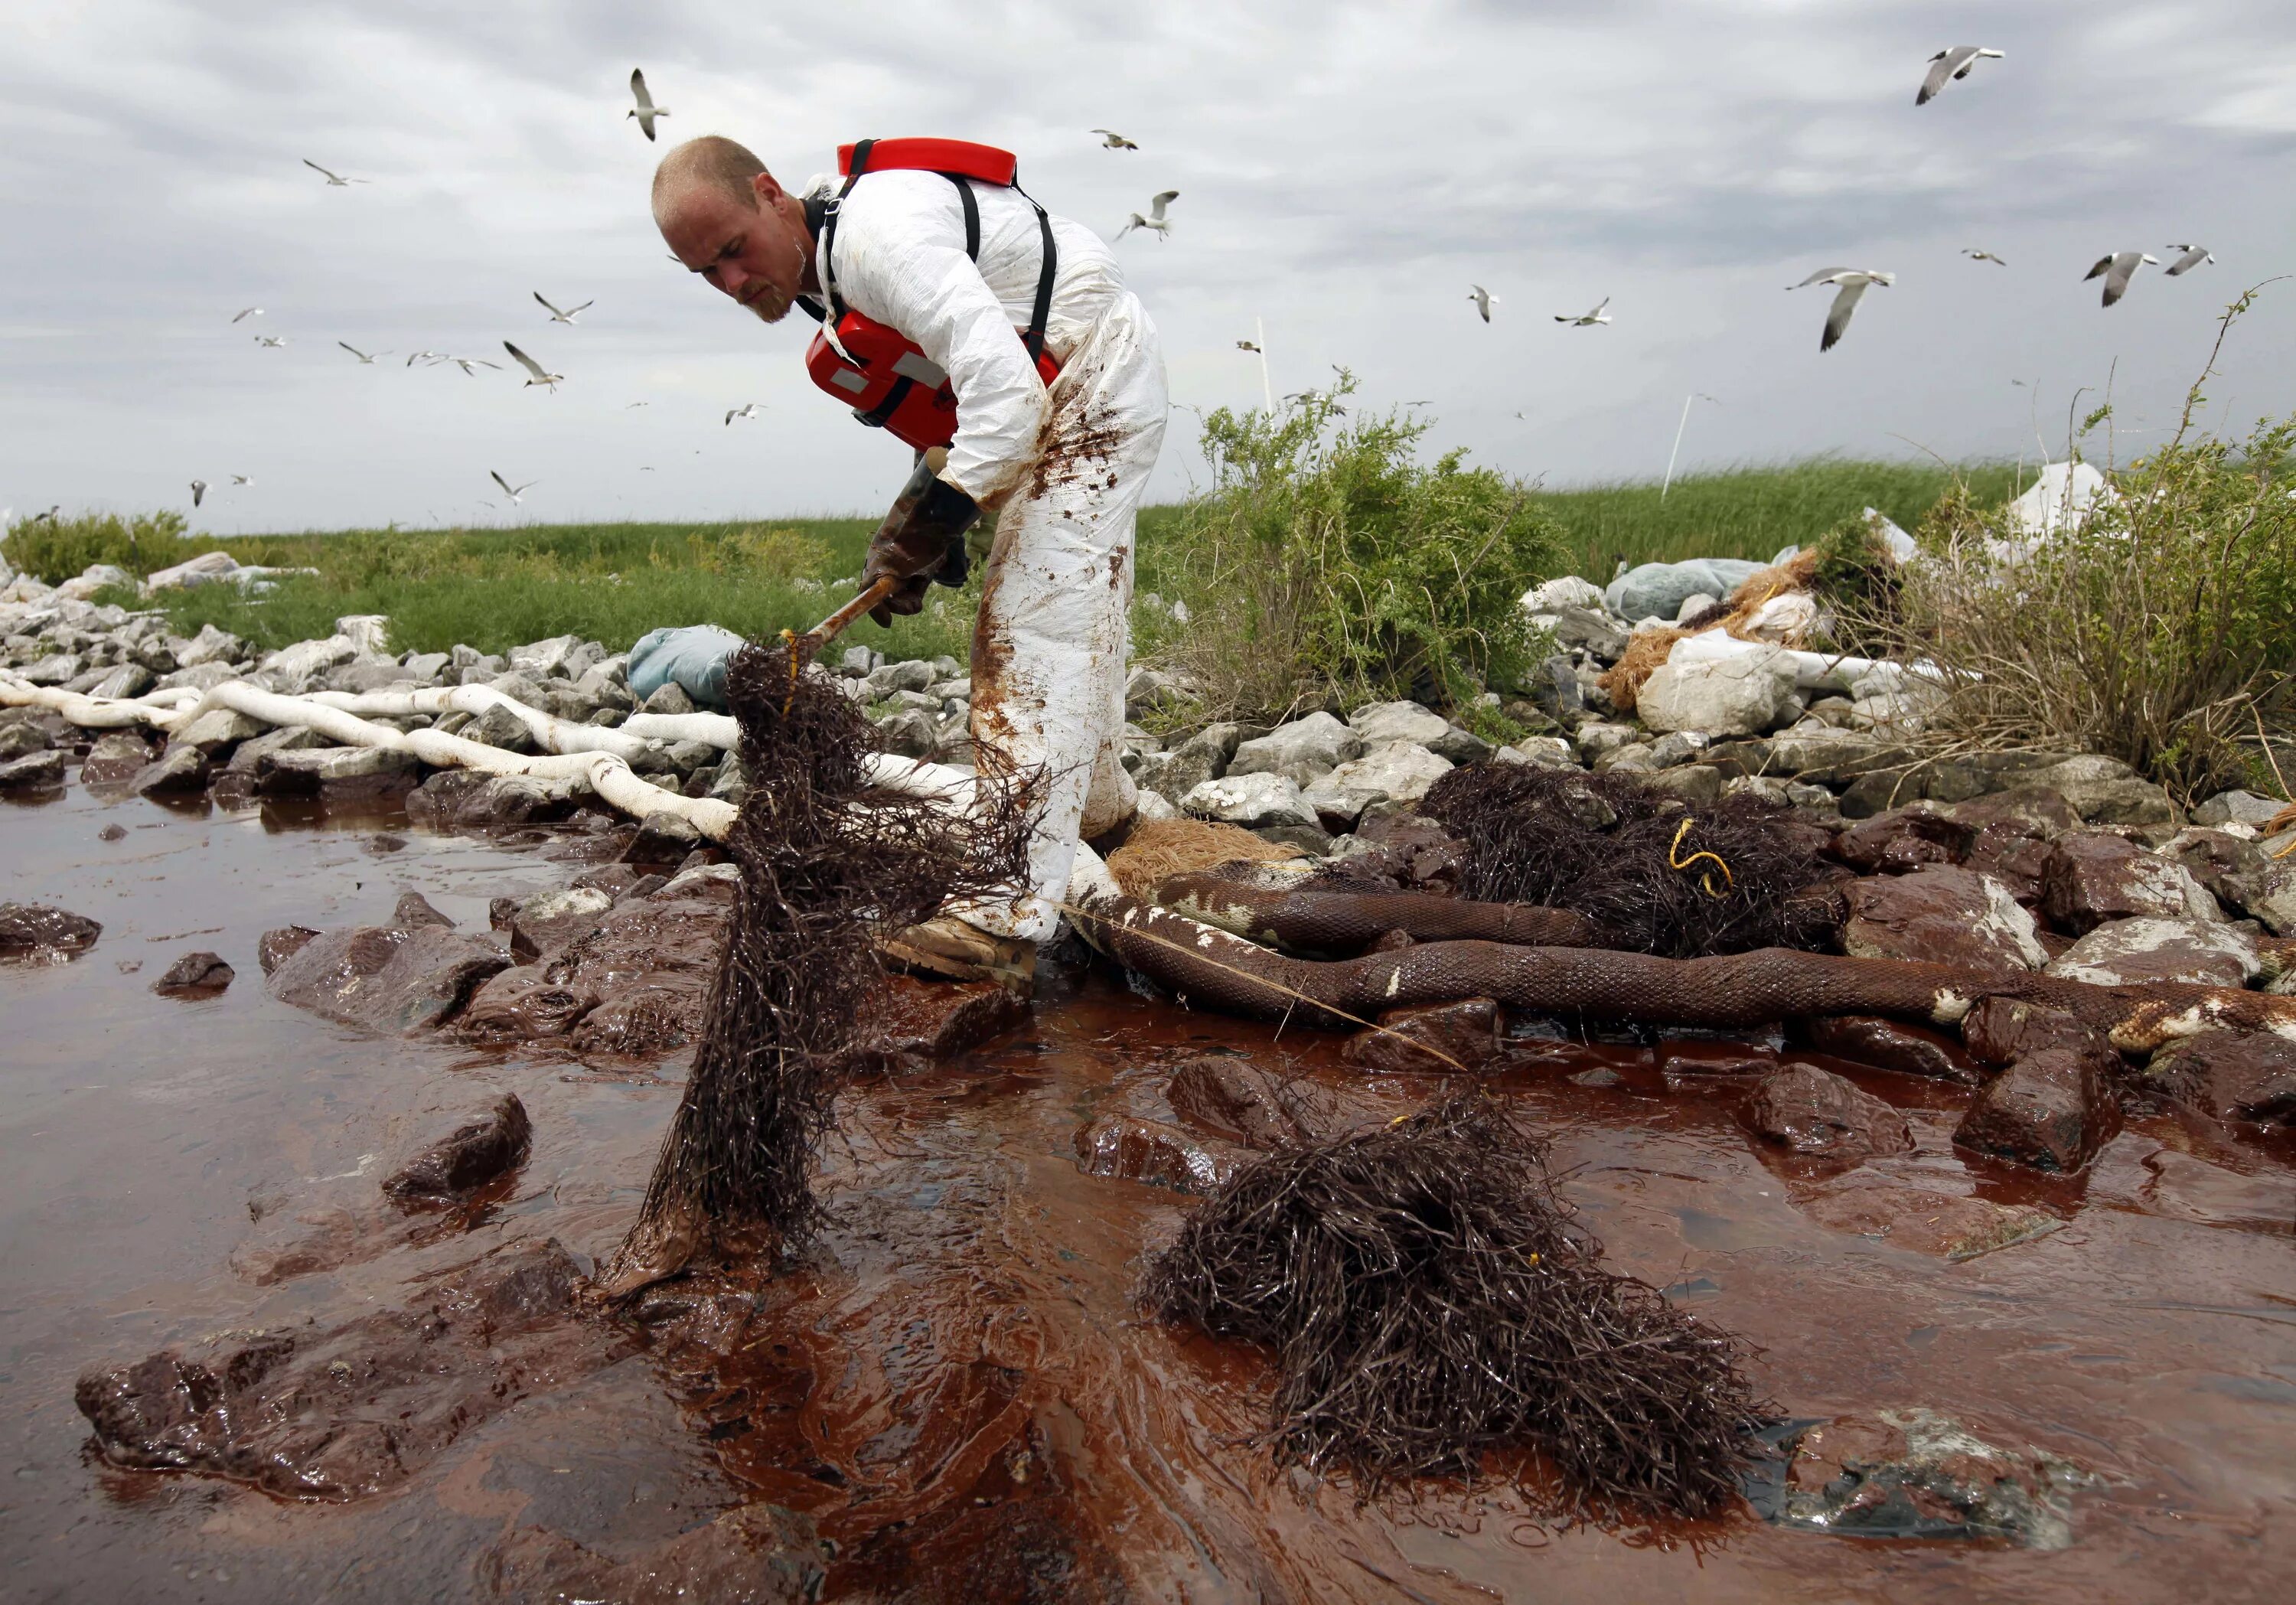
957,292 -> 1166,944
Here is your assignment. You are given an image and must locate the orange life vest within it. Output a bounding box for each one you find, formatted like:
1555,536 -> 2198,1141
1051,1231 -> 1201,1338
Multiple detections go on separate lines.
800,138 -> 1060,453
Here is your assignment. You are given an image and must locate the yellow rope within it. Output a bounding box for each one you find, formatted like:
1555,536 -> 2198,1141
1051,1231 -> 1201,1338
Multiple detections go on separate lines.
778,628 -> 801,715
1667,816 -> 1735,899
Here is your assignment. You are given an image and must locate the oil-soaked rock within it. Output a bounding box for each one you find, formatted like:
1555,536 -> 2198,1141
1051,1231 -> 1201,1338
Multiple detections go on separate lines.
97,822 -> 128,841
1955,1046 -> 2121,1172
1804,1015 -> 1979,1084
2143,1030 -> 2296,1124
0,902 -> 102,959
1774,1408 -> 2089,1547
2043,915 -> 2260,988
1797,1177 -> 2062,1261
477,1504 -> 827,1604
392,891 -> 455,929
1744,1063 -> 1914,1161
504,886 -> 614,963
253,744 -> 421,801
624,808 -> 703,866
0,748 -> 66,791
1834,804 -> 1970,874
1840,865 -> 2048,974
1339,997 -> 1503,1072
267,925 -> 512,1034
77,733 -> 163,786
128,743 -> 210,798
1074,1112 -> 1244,1195
152,950 -> 233,993
2042,833 -> 2220,935
258,925 -> 322,974
1959,997 -> 2111,1069
406,769 -> 585,831
565,980 -> 709,1055
1166,1055 -> 1327,1149
458,966 -> 602,1041
383,1093 -> 532,1204
876,974 -> 1029,1069
0,718 -> 53,760
74,1240 -> 621,1500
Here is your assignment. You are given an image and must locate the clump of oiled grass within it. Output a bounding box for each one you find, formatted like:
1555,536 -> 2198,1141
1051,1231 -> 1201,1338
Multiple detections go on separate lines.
1419,764 -> 1837,958
604,638 -> 1030,1292
1143,1092 -> 1766,1517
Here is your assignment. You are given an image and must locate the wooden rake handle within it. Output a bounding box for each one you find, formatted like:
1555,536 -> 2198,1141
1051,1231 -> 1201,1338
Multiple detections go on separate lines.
788,575 -> 902,664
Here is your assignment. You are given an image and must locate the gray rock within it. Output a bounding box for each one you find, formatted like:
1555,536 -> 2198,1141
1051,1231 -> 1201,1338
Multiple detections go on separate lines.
507,633 -> 582,678
129,744 -> 213,797
17,652 -> 83,686
876,708 -> 939,759
174,624 -> 246,669
1593,742 -> 1655,773
1348,700 -> 1450,748
86,663 -> 154,700
0,720 -> 51,760
637,680 -> 695,717
1124,664 -> 1188,717
221,724 -> 332,773
1492,736 -> 1577,768
2029,755 -> 2179,827
1539,605 -> 1630,664
1427,724 -> 1495,765
1254,822 -> 1334,856
1645,764 -> 1723,805
0,749 -> 66,790
1521,576 -> 1607,614
255,745 -> 421,798
267,925 -> 512,1034
457,654 -> 507,684
664,738 -> 718,772
1135,722 -> 1247,800
1227,713 -> 1359,787
1182,772 -> 1319,828
624,810 -> 704,866
155,662 -> 242,693
2224,858 -> 2296,936
1638,648 -> 1800,737
325,660 -> 416,694
1574,721 -> 1639,762
1646,729 -> 1710,768
1842,866 -> 2050,974
864,658 -> 935,697
80,730 -> 155,785
468,702 -> 540,753
259,635 -> 357,680
400,651 -> 452,684
170,707 -> 265,752
1300,742 -> 1453,828
2043,916 -> 2261,989
837,644 -> 880,677
2192,789 -> 2285,828
1764,727 -> 1910,786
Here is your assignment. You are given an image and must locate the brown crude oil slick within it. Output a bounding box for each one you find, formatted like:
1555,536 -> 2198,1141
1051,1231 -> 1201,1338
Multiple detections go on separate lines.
3,785 -> 2294,1602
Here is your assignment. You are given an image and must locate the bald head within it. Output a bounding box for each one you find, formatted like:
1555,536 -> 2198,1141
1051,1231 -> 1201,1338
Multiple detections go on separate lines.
651,135 -> 771,225
654,135 -> 817,325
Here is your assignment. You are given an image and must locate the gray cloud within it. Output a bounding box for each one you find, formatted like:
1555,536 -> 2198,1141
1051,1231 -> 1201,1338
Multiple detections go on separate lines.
2,0 -> 2291,534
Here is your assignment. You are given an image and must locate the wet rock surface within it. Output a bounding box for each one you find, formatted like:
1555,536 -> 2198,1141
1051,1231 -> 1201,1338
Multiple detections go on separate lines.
382,1093 -> 533,1203
2043,915 -> 2260,988
2042,833 -> 2220,934
1795,1177 -> 2063,1261
2144,1030 -> 2296,1124
152,949 -> 233,993
1840,864 -> 2047,974
875,974 -> 1029,1069
478,1503 -> 828,1604
1073,1112 -> 1245,1194
1339,996 -> 1504,1072
266,924 -> 513,1033
1803,1014 -> 1979,1084
75,1241 -> 625,1499
1,901 -> 103,958
1744,1063 -> 1914,1161
1960,997 -> 2113,1068
1166,1055 -> 1329,1149
1774,1408 -> 2089,1547
1955,1046 -> 2122,1172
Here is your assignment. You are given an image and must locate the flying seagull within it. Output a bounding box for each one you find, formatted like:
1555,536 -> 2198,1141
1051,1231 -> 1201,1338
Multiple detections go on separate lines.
725,403 -> 764,425
254,334 -> 287,347
533,292 -> 593,325
1962,249 -> 2009,266
625,400 -> 649,409
230,475 -> 253,487
445,354 -> 501,375
230,307 -> 263,324
189,480 -> 207,507
503,341 -> 563,389
1235,339 -> 1261,352
1554,296 -> 1611,326
302,158 -> 368,186
1467,284 -> 1497,323
1115,191 -> 1179,240
1091,129 -> 1139,150
2084,251 -> 2159,307
338,341 -> 390,363
1789,268 -> 1894,352
2164,244 -> 2215,276
489,471 -> 536,505
628,70 -> 668,142
1917,46 -> 2004,106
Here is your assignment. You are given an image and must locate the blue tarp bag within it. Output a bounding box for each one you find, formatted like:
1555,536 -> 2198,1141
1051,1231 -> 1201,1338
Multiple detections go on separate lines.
627,624 -> 746,711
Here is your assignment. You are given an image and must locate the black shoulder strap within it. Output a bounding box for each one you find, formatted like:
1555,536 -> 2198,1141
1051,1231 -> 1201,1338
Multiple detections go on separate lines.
817,139 -> 876,318
1019,188 -> 1055,362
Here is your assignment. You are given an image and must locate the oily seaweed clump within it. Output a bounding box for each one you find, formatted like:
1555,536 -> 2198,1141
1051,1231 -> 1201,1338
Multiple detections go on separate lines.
1143,1093 -> 1766,1518
1419,763 -> 1836,958
607,641 -> 1031,1290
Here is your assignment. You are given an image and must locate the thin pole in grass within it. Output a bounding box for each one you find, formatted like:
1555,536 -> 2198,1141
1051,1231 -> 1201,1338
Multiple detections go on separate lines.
1659,393 -> 1719,501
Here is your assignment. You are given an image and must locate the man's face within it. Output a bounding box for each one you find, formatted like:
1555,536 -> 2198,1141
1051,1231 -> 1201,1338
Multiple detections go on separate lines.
661,174 -> 810,325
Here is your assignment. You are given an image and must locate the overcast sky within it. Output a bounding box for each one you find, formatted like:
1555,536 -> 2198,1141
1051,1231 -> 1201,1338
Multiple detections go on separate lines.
4,0 -> 2293,536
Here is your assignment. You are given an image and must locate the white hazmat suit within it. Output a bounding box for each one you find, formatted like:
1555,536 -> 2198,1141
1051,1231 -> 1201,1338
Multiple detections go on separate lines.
808,168 -> 1167,945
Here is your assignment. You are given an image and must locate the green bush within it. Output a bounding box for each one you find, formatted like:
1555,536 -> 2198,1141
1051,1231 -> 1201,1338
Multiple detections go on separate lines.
1885,293 -> 2296,801
1141,378 -> 1559,723
2,510 -> 221,582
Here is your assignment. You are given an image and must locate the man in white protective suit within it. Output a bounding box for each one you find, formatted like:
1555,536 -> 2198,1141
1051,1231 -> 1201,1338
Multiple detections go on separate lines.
651,134 -> 1166,994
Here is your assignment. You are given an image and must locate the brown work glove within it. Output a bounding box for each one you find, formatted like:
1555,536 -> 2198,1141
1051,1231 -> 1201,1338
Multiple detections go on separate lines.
859,458 -> 982,626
